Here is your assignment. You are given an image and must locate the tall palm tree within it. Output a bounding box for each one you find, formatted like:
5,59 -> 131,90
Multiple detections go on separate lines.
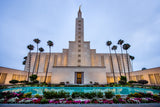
130,55 -> 135,72
22,56 -> 27,65
36,47 -> 44,75
106,41 -> 116,83
44,40 -> 53,83
117,39 -> 126,77
112,45 -> 121,77
27,44 -> 34,81
123,43 -> 131,81
32,38 -> 41,74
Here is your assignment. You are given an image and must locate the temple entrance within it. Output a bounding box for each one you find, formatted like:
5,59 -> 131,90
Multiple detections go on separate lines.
75,72 -> 84,84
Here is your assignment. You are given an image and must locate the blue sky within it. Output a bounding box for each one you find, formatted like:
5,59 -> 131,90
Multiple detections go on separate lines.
0,0 -> 160,71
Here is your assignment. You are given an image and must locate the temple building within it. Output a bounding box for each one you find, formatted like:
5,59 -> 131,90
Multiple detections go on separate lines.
0,8 -> 160,85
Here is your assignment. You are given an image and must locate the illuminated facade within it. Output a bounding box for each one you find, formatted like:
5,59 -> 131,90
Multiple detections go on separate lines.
0,8 -> 159,85
23,8 -> 131,84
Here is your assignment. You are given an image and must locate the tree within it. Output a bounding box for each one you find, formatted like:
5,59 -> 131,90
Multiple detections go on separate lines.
123,43 -> 131,81
138,80 -> 148,85
22,60 -> 26,65
9,80 -> 19,85
36,47 -> 44,75
29,74 -> 37,82
44,40 -> 53,83
117,39 -> 126,77
119,76 -> 127,85
106,41 -> 116,83
142,68 -> 147,70
27,44 -> 34,81
129,55 -> 135,72
22,56 -> 27,65
112,45 -> 121,77
32,38 -> 41,75
29,74 -> 38,83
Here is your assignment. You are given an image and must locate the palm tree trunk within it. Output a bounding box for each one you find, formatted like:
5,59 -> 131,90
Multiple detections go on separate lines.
115,50 -> 121,77
36,52 -> 41,75
32,44 -> 38,75
44,47 -> 51,83
126,50 -> 130,81
109,46 -> 116,83
131,61 -> 133,72
120,45 -> 126,77
28,51 -> 31,81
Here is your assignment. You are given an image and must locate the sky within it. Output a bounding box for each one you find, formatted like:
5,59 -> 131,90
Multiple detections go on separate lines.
0,0 -> 160,71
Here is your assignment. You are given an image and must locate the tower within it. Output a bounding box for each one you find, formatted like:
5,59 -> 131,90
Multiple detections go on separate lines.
67,7 -> 91,66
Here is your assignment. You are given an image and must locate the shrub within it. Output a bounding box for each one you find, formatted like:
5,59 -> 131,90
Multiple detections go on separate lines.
33,80 -> 39,84
119,76 -> 127,85
94,82 -> 99,85
43,91 -> 57,99
66,81 -> 69,84
72,92 -> 80,98
40,98 -> 48,104
23,92 -> 32,98
105,91 -> 114,99
138,80 -> 148,85
128,80 -> 137,84
57,90 -> 70,98
60,82 -> 65,85
113,98 -> 119,103
29,75 -> 37,82
116,95 -> 121,99
85,92 -> 97,99
119,80 -> 126,85
67,98 -> 73,101
97,91 -> 103,98
19,80 -> 28,84
9,80 -> 19,84
34,94 -> 41,98
90,81 -> 93,84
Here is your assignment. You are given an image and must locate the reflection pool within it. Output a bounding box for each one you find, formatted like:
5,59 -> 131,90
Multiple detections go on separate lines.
0,87 -> 160,95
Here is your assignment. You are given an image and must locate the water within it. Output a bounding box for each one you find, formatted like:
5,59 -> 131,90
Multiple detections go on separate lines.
0,87 -> 160,95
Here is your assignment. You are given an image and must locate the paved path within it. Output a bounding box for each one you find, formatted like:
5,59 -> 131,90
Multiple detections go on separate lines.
0,104 -> 160,107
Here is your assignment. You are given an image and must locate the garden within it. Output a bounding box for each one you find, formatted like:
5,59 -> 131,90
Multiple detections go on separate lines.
0,75 -> 160,104
0,90 -> 160,104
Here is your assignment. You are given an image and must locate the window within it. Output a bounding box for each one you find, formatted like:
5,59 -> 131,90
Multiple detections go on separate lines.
78,28 -> 81,30
78,54 -> 81,57
78,40 -> 81,43
78,36 -> 81,39
78,59 -> 81,62
78,32 -> 81,34
78,24 -> 81,26
78,49 -> 81,52
78,45 -> 81,47
78,20 -> 81,22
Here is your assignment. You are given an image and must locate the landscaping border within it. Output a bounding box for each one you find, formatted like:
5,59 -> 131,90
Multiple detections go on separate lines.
0,104 -> 160,107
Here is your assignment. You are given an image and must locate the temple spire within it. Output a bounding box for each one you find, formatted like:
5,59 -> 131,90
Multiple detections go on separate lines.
78,5 -> 82,18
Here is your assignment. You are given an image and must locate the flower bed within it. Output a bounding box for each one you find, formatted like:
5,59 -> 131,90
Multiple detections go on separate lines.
0,91 -> 160,104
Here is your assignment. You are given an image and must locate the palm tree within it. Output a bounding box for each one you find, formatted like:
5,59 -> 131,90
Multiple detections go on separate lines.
32,38 -> 41,74
123,43 -> 131,81
36,47 -> 44,75
22,56 -> 27,65
112,45 -> 121,77
27,44 -> 34,81
130,55 -> 135,72
44,40 -> 53,83
117,39 -> 126,77
106,41 -> 116,83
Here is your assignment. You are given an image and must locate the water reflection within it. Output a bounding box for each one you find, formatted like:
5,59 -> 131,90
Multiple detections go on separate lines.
1,87 -> 160,95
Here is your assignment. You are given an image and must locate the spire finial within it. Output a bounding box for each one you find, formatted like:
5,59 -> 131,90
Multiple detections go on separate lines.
79,5 -> 81,11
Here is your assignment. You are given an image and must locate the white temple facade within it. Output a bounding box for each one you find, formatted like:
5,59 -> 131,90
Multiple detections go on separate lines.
23,8 -> 131,84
